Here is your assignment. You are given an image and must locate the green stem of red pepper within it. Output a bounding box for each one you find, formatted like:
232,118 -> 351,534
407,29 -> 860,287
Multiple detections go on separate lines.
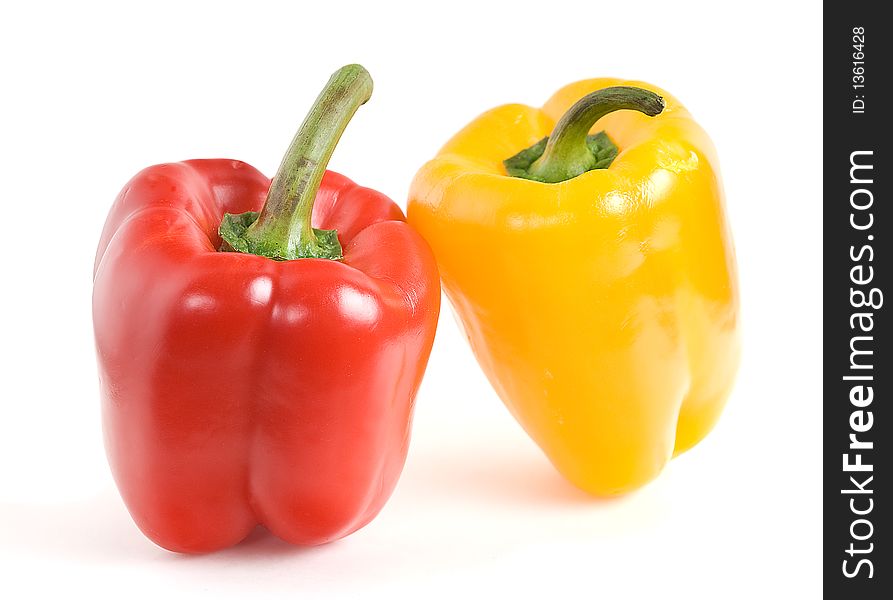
504,86 -> 665,184
219,64 -> 373,260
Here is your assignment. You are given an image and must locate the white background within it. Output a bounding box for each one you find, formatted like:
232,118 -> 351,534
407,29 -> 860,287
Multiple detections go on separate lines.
0,1 -> 822,597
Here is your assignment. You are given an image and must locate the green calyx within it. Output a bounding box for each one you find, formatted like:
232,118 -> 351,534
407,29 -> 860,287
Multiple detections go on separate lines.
504,86 -> 665,184
504,131 -> 619,181
219,64 -> 373,261
219,211 -> 342,260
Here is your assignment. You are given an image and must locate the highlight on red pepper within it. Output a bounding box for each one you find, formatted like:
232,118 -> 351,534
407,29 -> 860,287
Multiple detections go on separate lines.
93,65 -> 441,553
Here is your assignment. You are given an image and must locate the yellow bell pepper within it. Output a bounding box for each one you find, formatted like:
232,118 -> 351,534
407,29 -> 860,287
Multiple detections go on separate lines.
408,79 -> 740,495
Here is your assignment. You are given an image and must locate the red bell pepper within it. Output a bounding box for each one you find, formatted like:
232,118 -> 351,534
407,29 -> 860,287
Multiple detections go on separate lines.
93,65 -> 440,553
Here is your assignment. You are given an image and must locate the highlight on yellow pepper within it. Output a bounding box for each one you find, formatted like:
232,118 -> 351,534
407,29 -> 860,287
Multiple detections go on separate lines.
408,78 -> 740,496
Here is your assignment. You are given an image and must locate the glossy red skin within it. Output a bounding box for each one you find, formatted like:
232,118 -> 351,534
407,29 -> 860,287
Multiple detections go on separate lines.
93,159 -> 440,553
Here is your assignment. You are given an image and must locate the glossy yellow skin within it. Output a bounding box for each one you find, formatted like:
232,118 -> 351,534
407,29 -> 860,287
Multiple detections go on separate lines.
408,79 -> 740,495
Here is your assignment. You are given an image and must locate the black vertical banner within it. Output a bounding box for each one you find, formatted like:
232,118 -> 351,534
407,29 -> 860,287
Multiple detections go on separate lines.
825,3 -> 889,595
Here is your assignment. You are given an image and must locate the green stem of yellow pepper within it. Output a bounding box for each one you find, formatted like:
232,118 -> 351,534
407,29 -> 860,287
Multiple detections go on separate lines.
520,86 -> 664,184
